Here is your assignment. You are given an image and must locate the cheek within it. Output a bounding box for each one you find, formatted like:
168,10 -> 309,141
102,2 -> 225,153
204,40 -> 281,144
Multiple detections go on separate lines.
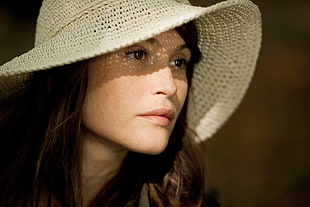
82,76 -> 142,120
176,79 -> 189,107
179,82 -> 188,106
81,78 -> 135,144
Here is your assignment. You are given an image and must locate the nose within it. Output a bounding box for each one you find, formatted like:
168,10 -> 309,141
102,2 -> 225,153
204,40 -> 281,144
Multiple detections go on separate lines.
151,67 -> 177,98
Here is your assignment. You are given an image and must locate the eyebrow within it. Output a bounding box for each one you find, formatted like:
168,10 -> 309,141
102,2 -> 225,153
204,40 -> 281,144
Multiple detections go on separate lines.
146,38 -> 159,46
146,38 -> 190,52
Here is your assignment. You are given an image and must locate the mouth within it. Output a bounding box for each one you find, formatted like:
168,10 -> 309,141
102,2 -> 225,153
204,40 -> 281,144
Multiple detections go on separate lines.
139,108 -> 175,126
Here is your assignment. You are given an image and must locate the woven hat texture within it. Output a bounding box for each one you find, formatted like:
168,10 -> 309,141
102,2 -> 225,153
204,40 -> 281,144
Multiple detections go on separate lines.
0,0 -> 262,141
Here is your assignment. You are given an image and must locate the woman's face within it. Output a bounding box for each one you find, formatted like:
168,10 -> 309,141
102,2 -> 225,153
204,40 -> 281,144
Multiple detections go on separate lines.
81,29 -> 191,155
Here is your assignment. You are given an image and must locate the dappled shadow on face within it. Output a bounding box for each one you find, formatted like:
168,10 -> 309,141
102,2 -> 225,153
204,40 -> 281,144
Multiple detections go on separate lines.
86,29 -> 191,85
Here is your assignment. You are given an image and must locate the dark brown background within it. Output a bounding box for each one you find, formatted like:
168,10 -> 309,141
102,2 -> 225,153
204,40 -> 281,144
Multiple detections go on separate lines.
1,0 -> 309,206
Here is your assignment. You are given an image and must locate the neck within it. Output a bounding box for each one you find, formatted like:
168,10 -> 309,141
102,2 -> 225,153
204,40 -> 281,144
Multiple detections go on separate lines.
81,132 -> 128,205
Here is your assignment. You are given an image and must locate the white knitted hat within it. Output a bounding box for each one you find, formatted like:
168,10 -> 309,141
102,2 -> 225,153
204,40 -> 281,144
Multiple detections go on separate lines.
0,0 -> 262,141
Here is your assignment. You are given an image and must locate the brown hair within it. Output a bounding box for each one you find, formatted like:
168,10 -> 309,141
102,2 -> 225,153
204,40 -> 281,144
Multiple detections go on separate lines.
0,21 -> 207,207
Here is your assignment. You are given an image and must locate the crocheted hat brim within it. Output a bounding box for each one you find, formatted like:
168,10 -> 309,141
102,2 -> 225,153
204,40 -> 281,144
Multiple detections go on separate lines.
0,0 -> 262,141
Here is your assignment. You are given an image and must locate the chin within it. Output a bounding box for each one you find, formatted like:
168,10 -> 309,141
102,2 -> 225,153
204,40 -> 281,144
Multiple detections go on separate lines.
144,145 -> 167,155
130,138 -> 169,155
120,127 -> 173,155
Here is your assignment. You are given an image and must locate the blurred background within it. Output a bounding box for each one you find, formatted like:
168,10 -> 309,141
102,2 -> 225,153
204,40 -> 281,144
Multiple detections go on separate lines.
0,0 -> 309,207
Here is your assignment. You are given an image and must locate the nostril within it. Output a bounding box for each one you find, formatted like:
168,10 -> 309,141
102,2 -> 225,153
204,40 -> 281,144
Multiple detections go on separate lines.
151,68 -> 178,97
154,84 -> 177,97
156,91 -> 166,95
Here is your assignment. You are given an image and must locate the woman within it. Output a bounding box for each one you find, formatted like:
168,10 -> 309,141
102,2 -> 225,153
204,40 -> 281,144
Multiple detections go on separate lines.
0,0 -> 261,206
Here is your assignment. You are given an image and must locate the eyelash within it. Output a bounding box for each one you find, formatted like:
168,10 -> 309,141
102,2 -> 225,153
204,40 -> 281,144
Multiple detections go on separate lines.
125,49 -> 188,69
170,58 -> 188,69
125,49 -> 147,61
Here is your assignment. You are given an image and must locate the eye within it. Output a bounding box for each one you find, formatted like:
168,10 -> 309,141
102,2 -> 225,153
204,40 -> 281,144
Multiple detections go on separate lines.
170,58 -> 188,69
126,49 -> 147,60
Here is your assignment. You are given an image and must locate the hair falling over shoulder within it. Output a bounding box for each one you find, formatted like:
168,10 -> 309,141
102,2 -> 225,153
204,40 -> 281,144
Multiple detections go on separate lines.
0,22 -> 213,207
0,61 -> 89,207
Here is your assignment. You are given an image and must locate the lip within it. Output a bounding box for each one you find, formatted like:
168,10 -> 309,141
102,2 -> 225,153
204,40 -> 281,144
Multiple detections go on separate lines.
139,108 -> 175,126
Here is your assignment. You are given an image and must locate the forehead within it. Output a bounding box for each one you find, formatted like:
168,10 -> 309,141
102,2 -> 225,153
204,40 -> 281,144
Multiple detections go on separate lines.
91,29 -> 187,64
145,29 -> 185,47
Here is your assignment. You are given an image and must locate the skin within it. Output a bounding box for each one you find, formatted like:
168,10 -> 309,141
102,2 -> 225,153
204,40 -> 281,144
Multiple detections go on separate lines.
80,29 -> 191,204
